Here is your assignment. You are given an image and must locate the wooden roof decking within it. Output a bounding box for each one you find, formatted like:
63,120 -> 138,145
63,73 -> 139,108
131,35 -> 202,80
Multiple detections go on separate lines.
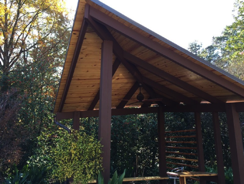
54,0 -> 244,113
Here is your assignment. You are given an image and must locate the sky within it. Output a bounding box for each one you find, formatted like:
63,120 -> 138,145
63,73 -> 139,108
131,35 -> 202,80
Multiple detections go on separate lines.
66,0 -> 236,50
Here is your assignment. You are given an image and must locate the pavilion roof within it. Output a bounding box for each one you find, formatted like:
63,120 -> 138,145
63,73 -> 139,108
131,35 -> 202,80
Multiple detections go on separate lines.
54,0 -> 244,113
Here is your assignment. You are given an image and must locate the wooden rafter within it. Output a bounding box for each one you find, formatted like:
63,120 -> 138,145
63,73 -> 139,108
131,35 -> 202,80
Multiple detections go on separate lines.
143,77 -> 198,105
116,82 -> 139,109
141,84 -> 177,106
124,52 -> 223,104
88,5 -> 244,99
85,14 -> 187,106
88,59 -> 121,110
86,7 -> 219,103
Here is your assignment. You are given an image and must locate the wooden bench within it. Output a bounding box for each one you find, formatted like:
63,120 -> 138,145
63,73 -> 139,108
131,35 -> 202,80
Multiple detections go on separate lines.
167,171 -> 217,184
88,176 -> 169,183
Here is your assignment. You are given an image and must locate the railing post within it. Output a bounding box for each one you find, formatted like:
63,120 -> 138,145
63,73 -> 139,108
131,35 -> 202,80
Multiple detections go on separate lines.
195,112 -> 206,184
73,111 -> 80,130
212,112 -> 225,184
158,106 -> 167,184
226,104 -> 244,184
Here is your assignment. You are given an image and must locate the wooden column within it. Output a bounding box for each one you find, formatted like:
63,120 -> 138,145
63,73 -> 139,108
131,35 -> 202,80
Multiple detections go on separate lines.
73,111 -> 80,130
158,106 -> 167,184
99,40 -> 113,183
226,104 -> 244,184
212,112 -> 225,184
195,112 -> 206,184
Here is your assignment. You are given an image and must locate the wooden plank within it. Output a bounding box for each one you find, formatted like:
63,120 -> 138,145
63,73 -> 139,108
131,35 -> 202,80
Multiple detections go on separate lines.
166,156 -> 198,162
58,18 -> 88,112
143,77 -> 198,105
98,40 -> 113,184
158,107 -> 167,184
195,112 -> 206,184
166,161 -> 199,169
161,104 -> 225,113
124,52 -> 222,104
166,141 -> 197,144
85,14 -> 178,107
166,129 -> 196,133
166,146 -> 197,150
167,172 -> 217,177
88,59 -> 121,110
142,84 -> 177,106
88,177 -> 169,184
123,176 -> 169,182
73,111 -> 80,130
212,112 -> 226,184
226,104 -> 244,184
116,82 -> 139,109
166,151 -> 197,156
88,6 -> 244,99
166,135 -> 196,138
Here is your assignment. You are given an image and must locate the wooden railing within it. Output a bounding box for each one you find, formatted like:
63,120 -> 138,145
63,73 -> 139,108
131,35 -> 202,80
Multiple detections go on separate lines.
165,128 -> 199,182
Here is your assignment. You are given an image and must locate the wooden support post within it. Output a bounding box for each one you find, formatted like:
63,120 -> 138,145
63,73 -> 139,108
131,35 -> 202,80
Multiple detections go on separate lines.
73,111 -> 80,130
195,112 -> 206,184
158,106 -> 167,184
99,40 -> 113,184
212,112 -> 225,184
226,104 -> 244,184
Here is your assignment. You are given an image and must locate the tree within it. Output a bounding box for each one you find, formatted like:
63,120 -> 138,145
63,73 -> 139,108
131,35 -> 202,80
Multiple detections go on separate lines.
0,0 -> 70,91
0,88 -> 28,181
188,41 -> 203,56
226,0 -> 244,59
0,0 -> 71,178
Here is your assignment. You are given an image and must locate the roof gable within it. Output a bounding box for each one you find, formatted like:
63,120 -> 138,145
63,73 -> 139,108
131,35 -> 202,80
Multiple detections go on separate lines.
54,0 -> 244,113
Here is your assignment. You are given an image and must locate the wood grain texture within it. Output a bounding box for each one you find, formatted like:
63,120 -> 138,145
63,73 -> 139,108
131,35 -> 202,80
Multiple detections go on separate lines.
54,0 -> 244,113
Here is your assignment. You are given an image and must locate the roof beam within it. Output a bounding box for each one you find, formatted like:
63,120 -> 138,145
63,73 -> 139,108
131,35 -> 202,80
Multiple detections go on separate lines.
58,18 -> 88,112
56,107 -> 159,120
89,6 -> 244,99
119,60 -> 177,106
88,59 -> 121,110
116,82 -> 139,109
85,15 -> 183,106
143,77 -> 198,105
55,102 -> 244,120
57,102 -> 244,120
124,52 -> 223,104
140,84 -> 167,107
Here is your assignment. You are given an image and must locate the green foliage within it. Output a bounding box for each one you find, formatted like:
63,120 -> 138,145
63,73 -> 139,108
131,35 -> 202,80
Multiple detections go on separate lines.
205,166 -> 233,184
5,165 -> 48,184
5,166 -> 29,184
81,114 -> 159,181
30,126 -> 103,183
98,170 -> 126,184
0,0 -> 71,180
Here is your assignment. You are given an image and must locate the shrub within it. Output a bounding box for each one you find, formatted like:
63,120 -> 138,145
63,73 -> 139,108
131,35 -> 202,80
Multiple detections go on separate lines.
30,126 -> 103,183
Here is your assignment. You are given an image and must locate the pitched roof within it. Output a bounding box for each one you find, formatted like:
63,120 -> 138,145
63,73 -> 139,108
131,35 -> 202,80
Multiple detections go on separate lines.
54,0 -> 244,113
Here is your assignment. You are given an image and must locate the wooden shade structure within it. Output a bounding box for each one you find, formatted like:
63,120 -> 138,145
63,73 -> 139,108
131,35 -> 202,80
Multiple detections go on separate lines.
54,0 -> 244,183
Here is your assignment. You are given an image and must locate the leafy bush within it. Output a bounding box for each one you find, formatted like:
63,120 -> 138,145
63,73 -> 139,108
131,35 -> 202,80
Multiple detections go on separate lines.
205,166 -> 233,184
98,170 -> 126,184
5,165 -> 48,184
29,126 -> 102,183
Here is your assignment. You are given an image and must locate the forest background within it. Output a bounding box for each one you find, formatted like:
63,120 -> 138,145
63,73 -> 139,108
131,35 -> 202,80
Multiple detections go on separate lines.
0,0 -> 244,183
